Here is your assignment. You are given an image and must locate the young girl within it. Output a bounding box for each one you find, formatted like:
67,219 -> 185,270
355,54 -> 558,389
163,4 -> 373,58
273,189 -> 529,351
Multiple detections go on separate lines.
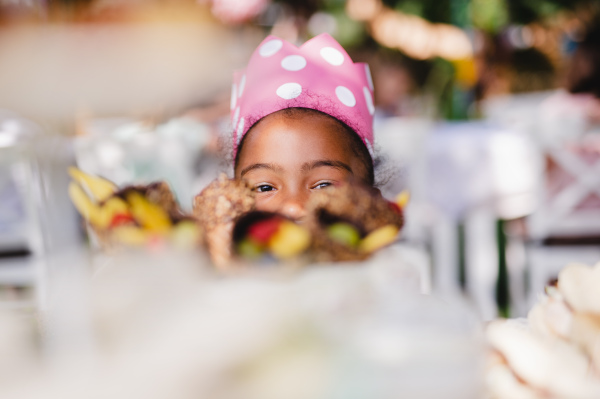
231,33 -> 378,222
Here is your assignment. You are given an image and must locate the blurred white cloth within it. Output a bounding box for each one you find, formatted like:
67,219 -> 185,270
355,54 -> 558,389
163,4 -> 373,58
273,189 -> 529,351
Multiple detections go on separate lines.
1,249 -> 483,399
425,122 -> 539,221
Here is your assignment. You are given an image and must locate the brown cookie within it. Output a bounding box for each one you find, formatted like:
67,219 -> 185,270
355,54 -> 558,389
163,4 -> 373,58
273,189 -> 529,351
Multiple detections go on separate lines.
193,174 -> 256,268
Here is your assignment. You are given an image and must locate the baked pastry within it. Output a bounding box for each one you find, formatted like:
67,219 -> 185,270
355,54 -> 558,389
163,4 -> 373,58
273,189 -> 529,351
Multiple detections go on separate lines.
305,183 -> 405,262
192,174 -> 255,269
486,262 -> 600,399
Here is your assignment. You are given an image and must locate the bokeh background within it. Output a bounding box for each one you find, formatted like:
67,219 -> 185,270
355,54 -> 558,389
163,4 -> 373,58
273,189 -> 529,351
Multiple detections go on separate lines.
1,2 -> 600,397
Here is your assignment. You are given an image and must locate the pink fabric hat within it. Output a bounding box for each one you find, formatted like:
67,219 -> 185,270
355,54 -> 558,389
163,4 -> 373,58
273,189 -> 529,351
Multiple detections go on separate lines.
230,33 -> 375,156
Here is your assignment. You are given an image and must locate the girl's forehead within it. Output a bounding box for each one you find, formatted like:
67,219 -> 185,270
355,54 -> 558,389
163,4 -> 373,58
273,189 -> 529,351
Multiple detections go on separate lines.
241,112 -> 353,158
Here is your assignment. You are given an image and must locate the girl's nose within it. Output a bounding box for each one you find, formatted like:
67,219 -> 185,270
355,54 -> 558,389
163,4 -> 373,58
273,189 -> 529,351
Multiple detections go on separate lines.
279,193 -> 308,222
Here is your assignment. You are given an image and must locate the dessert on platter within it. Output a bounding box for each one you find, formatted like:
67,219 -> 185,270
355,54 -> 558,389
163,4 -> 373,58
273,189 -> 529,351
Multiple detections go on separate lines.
68,167 -> 201,251
70,170 -> 408,269
486,262 -> 600,399
194,180 -> 407,267
305,183 -> 406,262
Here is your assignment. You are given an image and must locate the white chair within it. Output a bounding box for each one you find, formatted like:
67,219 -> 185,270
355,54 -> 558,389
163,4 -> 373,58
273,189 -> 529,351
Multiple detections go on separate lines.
483,91 -> 600,311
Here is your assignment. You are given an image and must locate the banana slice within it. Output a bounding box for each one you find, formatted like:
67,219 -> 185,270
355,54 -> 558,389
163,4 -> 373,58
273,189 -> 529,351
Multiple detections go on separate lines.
269,221 -> 311,260
359,224 -> 399,253
68,167 -> 117,202
68,182 -> 105,227
126,191 -> 171,233
395,190 -> 410,209
99,197 -> 131,227
111,225 -> 150,246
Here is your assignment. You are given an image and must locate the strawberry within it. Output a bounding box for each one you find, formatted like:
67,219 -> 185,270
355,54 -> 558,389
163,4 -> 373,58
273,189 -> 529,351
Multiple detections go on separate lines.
388,201 -> 402,214
247,218 -> 282,244
110,212 -> 135,228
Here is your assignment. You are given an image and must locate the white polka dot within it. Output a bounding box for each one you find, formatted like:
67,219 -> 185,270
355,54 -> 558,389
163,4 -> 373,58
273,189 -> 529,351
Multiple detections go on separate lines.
238,75 -> 246,98
230,84 -> 237,110
276,83 -> 302,100
281,55 -> 307,71
320,47 -> 344,66
335,86 -> 356,107
365,64 -> 374,91
259,39 -> 283,57
232,106 -> 240,128
363,86 -> 375,115
236,117 -> 245,145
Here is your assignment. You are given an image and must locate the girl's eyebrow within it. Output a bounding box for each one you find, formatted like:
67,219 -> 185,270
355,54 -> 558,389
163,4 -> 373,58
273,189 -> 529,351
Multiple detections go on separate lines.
240,163 -> 283,177
301,160 -> 353,174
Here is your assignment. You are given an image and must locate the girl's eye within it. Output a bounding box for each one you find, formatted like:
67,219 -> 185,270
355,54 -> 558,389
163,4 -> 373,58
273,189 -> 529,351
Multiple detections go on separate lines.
313,181 -> 333,190
255,184 -> 276,193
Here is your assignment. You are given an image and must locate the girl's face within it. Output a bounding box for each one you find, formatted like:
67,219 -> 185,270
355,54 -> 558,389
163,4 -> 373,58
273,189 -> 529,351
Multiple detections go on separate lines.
234,111 -> 370,222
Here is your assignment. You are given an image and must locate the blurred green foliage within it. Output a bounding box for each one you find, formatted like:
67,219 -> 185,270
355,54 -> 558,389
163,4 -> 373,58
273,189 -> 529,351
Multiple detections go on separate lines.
470,0 -> 509,33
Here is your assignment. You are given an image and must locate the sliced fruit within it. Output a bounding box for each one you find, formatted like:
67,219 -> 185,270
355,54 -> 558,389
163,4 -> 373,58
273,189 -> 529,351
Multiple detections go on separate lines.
109,213 -> 135,228
388,201 -> 402,214
68,167 -> 117,202
359,224 -> 399,253
171,221 -> 202,250
269,221 -> 311,259
237,238 -> 264,259
327,222 -> 361,247
395,190 -> 410,209
68,182 -> 105,227
111,225 -> 149,246
248,218 -> 282,244
102,196 -> 129,214
102,197 -> 131,227
126,192 -> 172,233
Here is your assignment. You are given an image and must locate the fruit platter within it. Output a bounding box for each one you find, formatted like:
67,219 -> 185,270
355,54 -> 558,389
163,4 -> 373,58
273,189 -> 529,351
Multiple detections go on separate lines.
68,169 -> 409,270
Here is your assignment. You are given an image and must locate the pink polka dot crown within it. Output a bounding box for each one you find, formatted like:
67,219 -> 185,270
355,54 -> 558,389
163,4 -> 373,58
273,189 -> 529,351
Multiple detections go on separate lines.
231,33 -> 375,156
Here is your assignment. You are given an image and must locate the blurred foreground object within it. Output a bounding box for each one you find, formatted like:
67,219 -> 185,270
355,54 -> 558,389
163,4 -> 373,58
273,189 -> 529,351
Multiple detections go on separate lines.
70,172 -> 407,270
68,167 -> 201,252
193,174 -> 256,268
0,248 -> 482,399
193,177 -> 406,269
486,261 -> 600,399
0,17 -> 253,119
306,183 -> 405,262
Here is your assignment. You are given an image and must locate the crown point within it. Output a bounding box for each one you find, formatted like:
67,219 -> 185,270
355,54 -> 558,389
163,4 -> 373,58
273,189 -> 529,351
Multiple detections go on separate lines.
363,87 -> 375,115
365,64 -> 374,91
